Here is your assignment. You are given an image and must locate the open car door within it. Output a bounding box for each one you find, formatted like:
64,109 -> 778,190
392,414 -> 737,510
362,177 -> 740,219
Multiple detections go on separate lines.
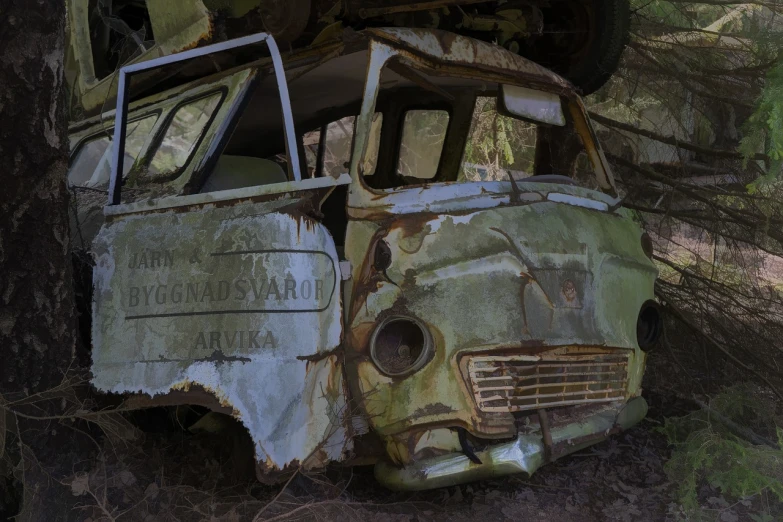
90,34 -> 350,473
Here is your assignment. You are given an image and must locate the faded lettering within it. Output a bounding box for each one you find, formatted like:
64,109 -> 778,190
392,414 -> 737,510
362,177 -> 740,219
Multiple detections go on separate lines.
128,250 -> 175,269
234,280 -> 248,300
284,278 -> 296,300
142,286 -> 154,306
265,279 -> 281,300
171,283 -> 182,303
127,277 -> 328,308
186,283 -> 199,303
155,285 -> 166,305
129,286 -> 139,307
193,330 -> 277,351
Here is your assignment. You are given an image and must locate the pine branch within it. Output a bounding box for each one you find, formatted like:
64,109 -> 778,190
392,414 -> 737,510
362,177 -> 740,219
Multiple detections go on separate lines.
591,112 -> 770,162
657,297 -> 783,402
693,396 -> 779,448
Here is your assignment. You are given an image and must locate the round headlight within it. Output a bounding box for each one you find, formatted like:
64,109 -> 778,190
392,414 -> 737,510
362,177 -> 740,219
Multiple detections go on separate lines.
637,300 -> 662,351
370,316 -> 433,377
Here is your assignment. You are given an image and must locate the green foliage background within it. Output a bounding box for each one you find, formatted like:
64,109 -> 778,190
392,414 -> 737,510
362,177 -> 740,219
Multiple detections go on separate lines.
661,385 -> 783,516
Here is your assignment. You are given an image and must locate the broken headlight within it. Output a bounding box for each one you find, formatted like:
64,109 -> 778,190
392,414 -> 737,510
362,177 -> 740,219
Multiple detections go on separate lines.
370,316 -> 433,377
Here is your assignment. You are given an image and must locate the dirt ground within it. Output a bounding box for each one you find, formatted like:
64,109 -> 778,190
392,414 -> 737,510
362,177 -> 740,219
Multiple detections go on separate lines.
3,340 -> 782,521
4,406 -> 674,521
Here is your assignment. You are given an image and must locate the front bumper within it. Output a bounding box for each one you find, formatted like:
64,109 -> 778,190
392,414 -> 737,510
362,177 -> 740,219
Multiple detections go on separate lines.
375,396 -> 648,491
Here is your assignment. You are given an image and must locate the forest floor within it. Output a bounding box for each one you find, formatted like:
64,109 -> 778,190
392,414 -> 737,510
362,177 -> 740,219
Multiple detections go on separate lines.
6,401 -> 680,521
4,335 -> 783,521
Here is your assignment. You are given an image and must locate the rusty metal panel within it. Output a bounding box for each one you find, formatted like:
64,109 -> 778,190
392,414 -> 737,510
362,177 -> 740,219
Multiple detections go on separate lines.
146,0 -> 213,55
344,195 -> 657,440
91,195 -> 349,471
375,396 -> 649,490
66,0 -> 214,116
366,28 -> 574,91
466,353 -> 629,413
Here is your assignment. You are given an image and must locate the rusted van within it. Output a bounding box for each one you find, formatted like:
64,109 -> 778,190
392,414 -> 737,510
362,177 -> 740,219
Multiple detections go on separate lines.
67,28 -> 660,490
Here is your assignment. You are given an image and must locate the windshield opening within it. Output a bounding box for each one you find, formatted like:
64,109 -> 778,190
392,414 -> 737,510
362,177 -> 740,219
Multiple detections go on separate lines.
354,58 -> 603,192
458,96 -> 537,182
398,109 -> 449,181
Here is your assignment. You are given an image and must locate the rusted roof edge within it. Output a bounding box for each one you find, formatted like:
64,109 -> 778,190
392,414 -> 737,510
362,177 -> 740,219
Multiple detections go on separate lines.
365,27 -> 576,96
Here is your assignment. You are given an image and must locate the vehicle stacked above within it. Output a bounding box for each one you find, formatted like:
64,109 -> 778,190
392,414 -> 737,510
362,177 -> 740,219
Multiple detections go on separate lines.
66,27 -> 660,489
65,0 -> 630,122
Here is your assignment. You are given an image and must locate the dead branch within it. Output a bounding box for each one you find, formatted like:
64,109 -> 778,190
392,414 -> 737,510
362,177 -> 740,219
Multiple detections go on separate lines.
656,296 -> 783,402
693,396 -> 779,448
252,469 -> 299,522
610,154 -> 783,243
590,112 -> 770,163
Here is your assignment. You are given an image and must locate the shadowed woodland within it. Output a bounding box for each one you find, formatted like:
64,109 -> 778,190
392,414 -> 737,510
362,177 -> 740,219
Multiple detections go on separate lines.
4,0 -> 783,520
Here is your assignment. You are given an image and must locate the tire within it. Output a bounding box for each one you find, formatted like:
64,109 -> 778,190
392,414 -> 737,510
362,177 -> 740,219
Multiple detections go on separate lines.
523,0 -> 630,94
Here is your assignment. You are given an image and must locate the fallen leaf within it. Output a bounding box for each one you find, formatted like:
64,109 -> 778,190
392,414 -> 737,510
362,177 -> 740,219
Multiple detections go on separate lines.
70,474 -> 89,496
119,470 -> 136,486
720,510 -> 739,522
144,482 -> 159,500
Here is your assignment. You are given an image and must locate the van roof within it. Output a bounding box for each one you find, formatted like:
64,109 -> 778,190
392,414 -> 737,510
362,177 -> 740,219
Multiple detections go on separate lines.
366,28 -> 575,94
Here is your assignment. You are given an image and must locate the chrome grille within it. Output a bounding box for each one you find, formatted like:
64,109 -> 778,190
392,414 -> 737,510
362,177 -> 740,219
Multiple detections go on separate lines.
467,353 -> 628,413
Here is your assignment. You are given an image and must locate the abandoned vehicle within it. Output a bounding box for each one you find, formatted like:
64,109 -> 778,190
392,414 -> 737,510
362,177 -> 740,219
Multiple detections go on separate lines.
66,27 -> 661,489
65,0 -> 631,123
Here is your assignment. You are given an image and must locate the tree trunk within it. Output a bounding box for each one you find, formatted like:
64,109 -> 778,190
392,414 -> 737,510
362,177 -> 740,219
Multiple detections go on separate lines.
0,1 -> 75,395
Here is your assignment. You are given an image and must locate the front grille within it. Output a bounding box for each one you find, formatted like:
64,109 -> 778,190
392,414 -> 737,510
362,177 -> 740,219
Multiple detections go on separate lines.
466,353 -> 628,413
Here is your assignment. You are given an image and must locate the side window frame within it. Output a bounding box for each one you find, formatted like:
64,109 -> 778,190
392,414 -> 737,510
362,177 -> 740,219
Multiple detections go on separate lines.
313,123 -> 328,179
304,122 -> 342,180
302,114 -> 381,181
396,106 -> 452,183
458,93 -> 542,182
68,110 -> 161,186
69,111 -> 161,164
108,32 -> 301,206
136,88 -> 227,183
359,89 -> 457,190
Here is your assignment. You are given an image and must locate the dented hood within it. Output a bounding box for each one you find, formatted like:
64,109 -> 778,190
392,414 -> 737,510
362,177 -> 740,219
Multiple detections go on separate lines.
346,182 -> 657,437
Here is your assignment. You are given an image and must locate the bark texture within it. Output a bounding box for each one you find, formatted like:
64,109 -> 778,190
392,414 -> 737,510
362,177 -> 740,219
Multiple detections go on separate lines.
0,0 -> 75,394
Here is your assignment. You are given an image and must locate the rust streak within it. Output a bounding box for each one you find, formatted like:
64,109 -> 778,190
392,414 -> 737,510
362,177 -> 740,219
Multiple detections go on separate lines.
296,345 -> 343,363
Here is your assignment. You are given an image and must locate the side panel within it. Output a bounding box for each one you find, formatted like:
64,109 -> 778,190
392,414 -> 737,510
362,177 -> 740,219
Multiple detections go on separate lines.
91,196 -> 347,470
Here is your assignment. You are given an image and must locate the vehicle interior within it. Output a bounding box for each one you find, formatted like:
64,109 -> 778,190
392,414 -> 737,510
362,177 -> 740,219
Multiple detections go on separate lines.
204,50 -> 599,247
68,46 -> 601,252
216,49 -> 596,184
